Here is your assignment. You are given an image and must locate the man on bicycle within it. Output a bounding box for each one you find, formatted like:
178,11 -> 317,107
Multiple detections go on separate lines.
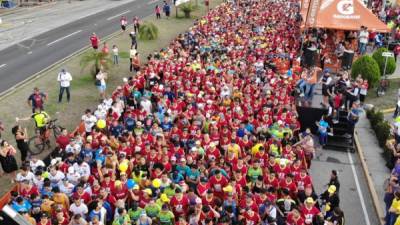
17,108 -> 51,137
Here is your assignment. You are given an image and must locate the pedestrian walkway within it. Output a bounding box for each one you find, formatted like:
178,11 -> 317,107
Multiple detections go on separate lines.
0,0 -> 137,51
355,113 -> 388,216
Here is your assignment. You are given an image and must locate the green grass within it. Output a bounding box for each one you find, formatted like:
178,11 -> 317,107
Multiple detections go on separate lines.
365,78 -> 400,110
119,51 -> 130,59
0,0 -> 222,195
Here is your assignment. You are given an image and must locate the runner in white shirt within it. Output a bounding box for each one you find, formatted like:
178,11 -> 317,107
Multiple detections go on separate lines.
15,165 -> 35,184
70,197 -> 89,217
81,109 -> 98,135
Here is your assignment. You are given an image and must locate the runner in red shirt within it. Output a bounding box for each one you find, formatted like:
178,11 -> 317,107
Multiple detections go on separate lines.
287,208 -> 306,225
242,208 -> 260,225
301,197 -> 322,225
169,189 -> 189,217
208,169 -> 228,199
90,33 -> 100,50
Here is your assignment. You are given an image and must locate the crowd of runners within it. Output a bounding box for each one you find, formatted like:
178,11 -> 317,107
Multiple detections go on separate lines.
2,0 -> 346,225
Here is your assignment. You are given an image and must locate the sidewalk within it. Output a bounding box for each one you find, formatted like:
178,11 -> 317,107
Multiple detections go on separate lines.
0,0 -> 137,51
355,112 -> 389,217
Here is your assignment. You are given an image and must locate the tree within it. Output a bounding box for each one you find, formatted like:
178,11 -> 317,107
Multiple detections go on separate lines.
351,55 -> 380,87
179,3 -> 198,18
138,22 -> 159,41
372,47 -> 396,76
80,51 -> 112,78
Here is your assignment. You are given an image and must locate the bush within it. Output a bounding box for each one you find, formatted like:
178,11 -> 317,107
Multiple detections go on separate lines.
138,22 -> 159,40
80,51 -> 112,77
372,47 -> 397,76
180,2 -> 198,18
351,55 -> 381,87
366,108 -> 392,147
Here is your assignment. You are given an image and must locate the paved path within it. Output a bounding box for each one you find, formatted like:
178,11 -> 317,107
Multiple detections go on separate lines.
0,0 -> 162,93
308,83 -> 380,225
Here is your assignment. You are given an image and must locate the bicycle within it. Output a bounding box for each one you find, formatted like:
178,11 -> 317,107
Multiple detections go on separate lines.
376,78 -> 390,97
28,119 -> 63,155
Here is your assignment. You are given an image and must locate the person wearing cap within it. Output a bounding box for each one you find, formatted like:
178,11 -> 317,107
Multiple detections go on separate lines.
128,202 -> 144,222
320,185 -> 340,218
301,197 -> 322,225
276,189 -> 296,216
38,212 -> 51,225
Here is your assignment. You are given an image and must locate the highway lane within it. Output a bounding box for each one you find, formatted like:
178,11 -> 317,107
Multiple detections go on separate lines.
0,0 -> 161,93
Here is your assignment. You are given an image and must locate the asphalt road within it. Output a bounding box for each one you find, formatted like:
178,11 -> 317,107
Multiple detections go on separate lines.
310,148 -> 380,225
0,0 -> 161,93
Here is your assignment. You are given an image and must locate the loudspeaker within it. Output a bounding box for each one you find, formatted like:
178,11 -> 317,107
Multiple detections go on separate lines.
341,50 -> 354,70
303,47 -> 317,67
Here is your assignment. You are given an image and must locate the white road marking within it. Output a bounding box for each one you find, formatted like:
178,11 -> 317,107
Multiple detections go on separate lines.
106,10 -> 131,21
47,30 -> 82,46
347,151 -> 371,225
0,64 -> 6,69
27,51 -> 32,54
147,0 -> 158,4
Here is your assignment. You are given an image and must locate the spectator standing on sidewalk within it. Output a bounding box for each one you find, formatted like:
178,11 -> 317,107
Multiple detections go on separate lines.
90,33 -> 100,50
27,87 -> 47,113
0,140 -> 18,183
112,45 -> 119,65
163,1 -> 171,19
95,70 -> 108,100
129,47 -> 137,72
155,5 -> 161,19
11,125 -> 30,162
129,31 -> 137,49
57,68 -> 72,103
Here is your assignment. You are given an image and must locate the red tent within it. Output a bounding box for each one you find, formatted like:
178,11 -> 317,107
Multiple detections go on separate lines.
303,0 -> 389,32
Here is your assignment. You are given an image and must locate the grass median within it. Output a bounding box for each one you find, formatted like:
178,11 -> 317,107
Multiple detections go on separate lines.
0,0 -> 221,195
365,78 -> 400,111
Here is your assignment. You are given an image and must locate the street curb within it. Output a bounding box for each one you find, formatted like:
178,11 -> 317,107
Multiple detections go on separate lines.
0,28 -> 124,101
354,132 -> 385,225
381,108 -> 396,114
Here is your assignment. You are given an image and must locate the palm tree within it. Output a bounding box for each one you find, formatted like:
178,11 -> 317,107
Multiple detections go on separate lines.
80,50 -> 113,78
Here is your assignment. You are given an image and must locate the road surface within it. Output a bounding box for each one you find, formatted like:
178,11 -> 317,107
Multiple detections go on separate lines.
0,0 -> 161,93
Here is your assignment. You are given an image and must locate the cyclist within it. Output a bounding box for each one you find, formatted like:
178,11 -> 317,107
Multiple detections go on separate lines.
17,108 -> 51,144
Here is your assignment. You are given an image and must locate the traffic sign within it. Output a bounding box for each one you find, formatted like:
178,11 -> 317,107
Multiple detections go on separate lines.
382,52 -> 394,57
